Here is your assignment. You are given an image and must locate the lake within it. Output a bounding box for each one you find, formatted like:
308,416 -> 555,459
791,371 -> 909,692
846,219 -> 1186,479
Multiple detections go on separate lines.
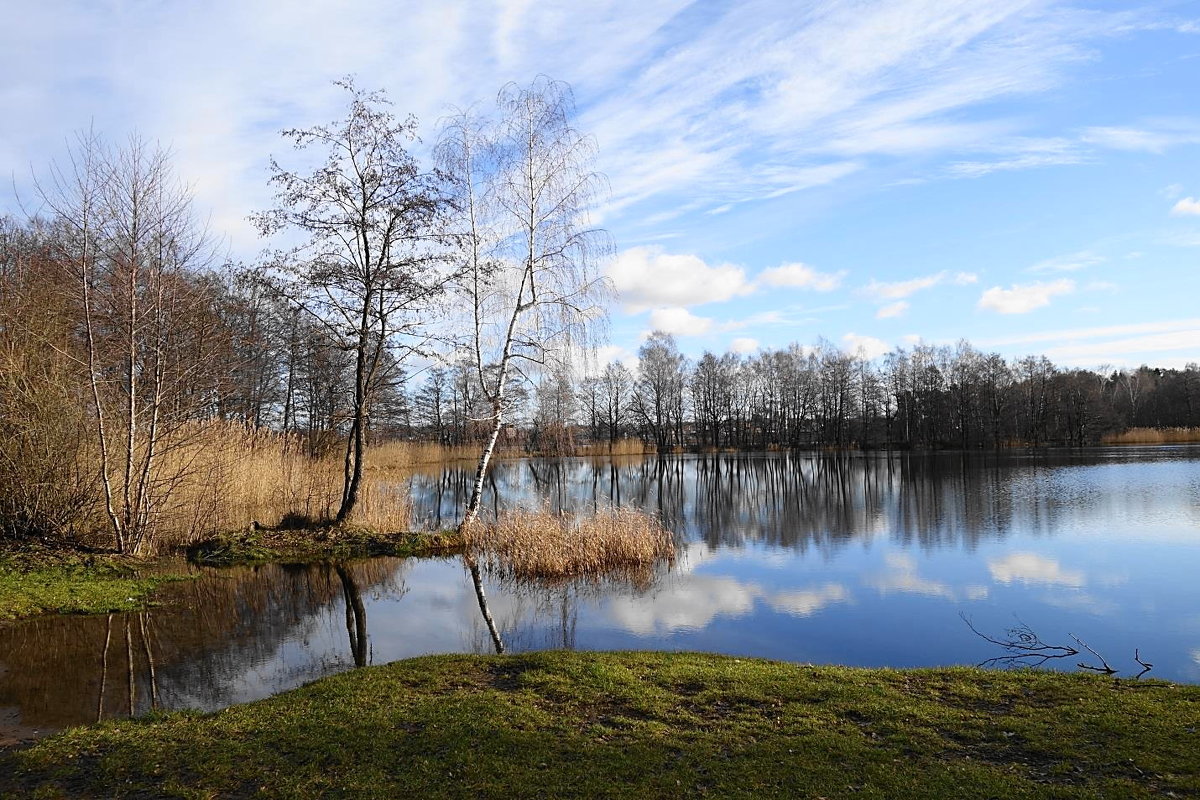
3,446 -> 1199,743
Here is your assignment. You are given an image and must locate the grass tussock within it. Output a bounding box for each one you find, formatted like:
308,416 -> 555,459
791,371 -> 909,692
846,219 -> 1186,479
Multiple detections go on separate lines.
1103,426 -> 1200,444
464,507 -> 674,581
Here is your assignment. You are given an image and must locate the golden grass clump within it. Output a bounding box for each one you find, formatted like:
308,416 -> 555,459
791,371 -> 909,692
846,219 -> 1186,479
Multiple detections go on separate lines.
463,507 -> 675,581
1102,427 -> 1200,445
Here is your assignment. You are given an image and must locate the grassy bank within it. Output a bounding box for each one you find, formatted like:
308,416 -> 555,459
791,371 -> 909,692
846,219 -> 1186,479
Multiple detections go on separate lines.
186,525 -> 463,566
0,545 -> 193,620
0,526 -> 462,620
2,651 -> 1196,798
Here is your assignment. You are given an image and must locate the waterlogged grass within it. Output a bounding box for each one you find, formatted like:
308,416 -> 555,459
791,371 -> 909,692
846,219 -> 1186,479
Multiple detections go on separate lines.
0,547 -> 190,620
3,651 -> 1197,798
187,525 -> 463,566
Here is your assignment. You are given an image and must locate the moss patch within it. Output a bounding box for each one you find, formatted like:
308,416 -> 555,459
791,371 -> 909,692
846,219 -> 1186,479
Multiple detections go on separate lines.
0,545 -> 191,621
2,651 -> 1197,798
186,525 -> 463,566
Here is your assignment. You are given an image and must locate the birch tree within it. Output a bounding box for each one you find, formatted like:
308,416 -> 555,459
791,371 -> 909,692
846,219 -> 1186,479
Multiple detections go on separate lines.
36,132 -> 216,554
437,78 -> 609,529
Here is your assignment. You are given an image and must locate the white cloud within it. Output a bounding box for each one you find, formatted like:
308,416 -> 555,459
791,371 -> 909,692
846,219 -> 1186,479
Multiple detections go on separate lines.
1171,196 -> 1200,216
607,247 -> 752,312
648,307 -> 713,337
1028,250 -> 1105,274
876,301 -> 909,319
981,317 -> 1200,347
953,272 -> 979,285
977,279 -> 1075,314
988,552 -> 1085,587
758,262 -> 845,292
1081,124 -> 1200,154
842,333 -> 890,359
863,271 -> 954,301
728,337 -> 759,354
948,140 -> 1089,177
1045,329 -> 1200,364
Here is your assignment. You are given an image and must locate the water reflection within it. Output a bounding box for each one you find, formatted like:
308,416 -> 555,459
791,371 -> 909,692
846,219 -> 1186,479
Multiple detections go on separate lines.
409,447 -> 1200,551
2,447 -> 1199,744
0,560 -> 404,743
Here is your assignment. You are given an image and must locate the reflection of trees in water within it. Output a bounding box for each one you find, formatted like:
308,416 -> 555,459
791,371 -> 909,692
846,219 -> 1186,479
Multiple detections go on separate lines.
0,559 -> 405,734
467,579 -> 607,655
406,451 -> 1114,552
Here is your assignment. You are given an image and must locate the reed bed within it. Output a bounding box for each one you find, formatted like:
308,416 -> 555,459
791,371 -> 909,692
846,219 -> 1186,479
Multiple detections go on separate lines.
462,507 -> 675,582
575,438 -> 657,457
366,440 -> 481,471
149,422 -> 414,550
1102,427 -> 1200,445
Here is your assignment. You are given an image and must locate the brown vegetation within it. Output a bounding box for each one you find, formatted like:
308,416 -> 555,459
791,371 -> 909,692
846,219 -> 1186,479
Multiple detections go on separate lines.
462,507 -> 675,581
1101,426 -> 1200,444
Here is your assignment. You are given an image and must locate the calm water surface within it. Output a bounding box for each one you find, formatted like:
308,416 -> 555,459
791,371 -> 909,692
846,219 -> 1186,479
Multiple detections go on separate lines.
3,446 -> 1198,742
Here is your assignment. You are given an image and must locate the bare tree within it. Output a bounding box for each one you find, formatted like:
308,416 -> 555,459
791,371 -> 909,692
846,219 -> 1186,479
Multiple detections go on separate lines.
253,78 -> 449,523
35,132 -> 216,554
437,77 -> 609,529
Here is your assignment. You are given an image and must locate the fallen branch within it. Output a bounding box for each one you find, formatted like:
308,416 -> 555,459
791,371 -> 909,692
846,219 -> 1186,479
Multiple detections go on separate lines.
960,613 -> 1078,669
963,614 -> 1152,679
1133,648 -> 1154,680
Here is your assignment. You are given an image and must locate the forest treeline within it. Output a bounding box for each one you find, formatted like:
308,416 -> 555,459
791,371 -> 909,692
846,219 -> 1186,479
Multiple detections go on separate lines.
1,78 -> 1197,552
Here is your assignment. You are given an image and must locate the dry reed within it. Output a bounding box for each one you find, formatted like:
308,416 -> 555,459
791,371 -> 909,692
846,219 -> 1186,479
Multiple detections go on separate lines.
151,422 -> 418,550
1102,427 -> 1200,445
576,438 -> 657,457
462,507 -> 675,582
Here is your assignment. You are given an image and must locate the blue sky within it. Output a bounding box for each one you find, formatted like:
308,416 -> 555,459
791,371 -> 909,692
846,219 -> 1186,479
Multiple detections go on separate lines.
3,0 -> 1198,369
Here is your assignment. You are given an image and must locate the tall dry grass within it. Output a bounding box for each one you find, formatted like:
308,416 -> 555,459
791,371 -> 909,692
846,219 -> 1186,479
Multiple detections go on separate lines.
153,422 -> 416,550
576,438 -> 657,457
1102,427 -> 1200,445
462,507 -> 675,582
366,440 -> 480,471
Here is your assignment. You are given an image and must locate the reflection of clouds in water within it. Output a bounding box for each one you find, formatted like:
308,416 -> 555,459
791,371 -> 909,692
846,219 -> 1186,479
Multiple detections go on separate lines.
769,584 -> 851,616
867,552 -> 988,602
989,552 -> 1085,588
1039,591 -> 1116,617
602,573 -> 852,635
605,575 -> 760,635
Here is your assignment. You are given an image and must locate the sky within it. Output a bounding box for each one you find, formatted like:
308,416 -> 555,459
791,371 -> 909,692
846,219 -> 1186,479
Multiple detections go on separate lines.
2,0 -> 1199,370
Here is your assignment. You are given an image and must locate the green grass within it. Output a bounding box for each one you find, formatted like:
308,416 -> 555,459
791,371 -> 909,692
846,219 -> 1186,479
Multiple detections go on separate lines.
0,527 -> 460,621
2,651 -> 1197,798
186,526 -> 463,566
0,546 -> 191,621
